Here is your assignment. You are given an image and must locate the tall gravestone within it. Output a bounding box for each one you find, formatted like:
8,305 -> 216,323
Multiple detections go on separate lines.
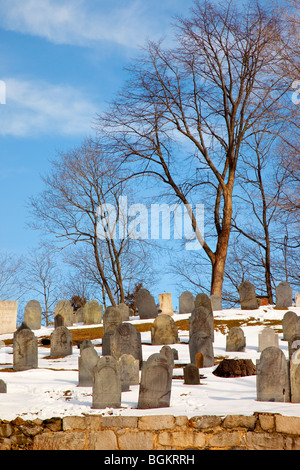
282,311 -> 300,341
151,314 -> 178,345
179,291 -> 194,314
256,346 -> 290,402
189,331 -> 214,367
24,300 -> 42,330
83,300 -> 102,325
50,326 -> 73,358
136,288 -> 158,319
109,322 -> 143,368
102,306 -> 122,335
276,282 -> 293,309
189,305 -> 214,342
258,327 -> 279,352
189,302 -> 214,367
0,301 -> 18,334
78,345 -> 99,387
158,293 -> 173,316
54,300 -> 73,327
226,327 -> 246,352
290,349 -> 300,403
92,356 -> 121,409
238,281 -> 258,310
13,325 -> 38,371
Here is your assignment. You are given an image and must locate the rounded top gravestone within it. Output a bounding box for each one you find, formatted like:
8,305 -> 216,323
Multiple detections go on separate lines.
24,300 -> 42,330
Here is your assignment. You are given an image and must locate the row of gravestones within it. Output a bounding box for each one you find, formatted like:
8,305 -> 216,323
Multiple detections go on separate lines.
238,280 -> 299,309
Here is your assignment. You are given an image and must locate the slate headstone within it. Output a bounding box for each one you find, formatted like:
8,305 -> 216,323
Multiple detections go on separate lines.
109,322 -> 143,367
276,282 -> 293,309
54,313 -> 64,328
179,291 -> 194,314
13,326 -> 38,371
92,356 -> 121,409
189,330 -> 214,367
183,364 -> 200,385
136,288 -> 158,319
256,346 -> 290,402
189,305 -> 214,342
238,281 -> 258,310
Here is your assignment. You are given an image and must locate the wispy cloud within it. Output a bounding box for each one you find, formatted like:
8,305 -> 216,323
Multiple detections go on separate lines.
0,77 -> 98,137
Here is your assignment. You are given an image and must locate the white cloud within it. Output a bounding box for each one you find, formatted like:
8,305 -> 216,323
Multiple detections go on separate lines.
0,77 -> 98,137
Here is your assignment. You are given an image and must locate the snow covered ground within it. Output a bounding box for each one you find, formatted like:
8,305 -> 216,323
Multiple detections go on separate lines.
1,305 -> 300,422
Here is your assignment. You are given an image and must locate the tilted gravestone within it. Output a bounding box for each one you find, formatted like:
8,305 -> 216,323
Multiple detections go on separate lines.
109,322 -> 143,368
78,345 -> 99,387
238,281 -> 258,310
179,291 -> 194,314
54,299 -> 73,327
290,349 -> 300,403
256,346 -> 290,402
102,306 -> 122,335
83,300 -> 102,325
118,303 -> 130,321
0,301 -> 18,334
151,314 -> 178,345
136,288 -> 158,319
183,364 -> 200,385
258,327 -> 279,352
50,326 -> 73,358
210,294 -> 222,311
282,311 -> 300,341
158,293 -> 173,316
24,300 -> 42,330
137,349 -> 172,409
226,327 -> 246,352
92,355 -> 121,409
13,325 -> 38,371
118,353 -> 139,391
276,282 -> 293,309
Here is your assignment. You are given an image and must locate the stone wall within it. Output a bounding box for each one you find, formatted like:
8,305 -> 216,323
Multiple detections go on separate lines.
1,413 -> 300,450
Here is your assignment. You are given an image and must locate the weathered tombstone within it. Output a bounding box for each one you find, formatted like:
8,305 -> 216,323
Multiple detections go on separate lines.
118,303 -> 130,321
0,380 -> 7,393
276,281 -> 293,309
74,306 -> 84,323
282,310 -> 300,341
295,293 -> 300,308
290,349 -> 300,403
183,364 -> 200,385
137,350 -> 172,409
189,331 -> 214,367
118,353 -> 139,391
194,293 -> 213,315
226,327 -> 246,352
101,330 -> 114,356
78,345 -> 99,387
50,326 -> 73,358
102,306 -> 122,335
179,291 -> 194,314
13,326 -> 38,371
54,313 -> 64,328
195,352 -> 204,369
238,281 -> 258,310
258,327 -> 279,352
92,356 -> 121,409
189,305 -> 214,342
210,294 -> 222,311
288,333 -> 300,360
160,345 -> 175,372
151,314 -> 178,345
256,346 -> 290,402
54,300 -> 73,327
0,301 -> 18,334
158,293 -> 173,316
79,339 -> 94,352
172,348 -> 179,361
136,288 -> 158,319
24,300 -> 42,330
84,300 -> 102,325
109,322 -> 143,367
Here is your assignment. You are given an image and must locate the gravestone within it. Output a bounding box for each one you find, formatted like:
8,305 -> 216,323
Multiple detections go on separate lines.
179,291 -> 194,314
79,339 -> 94,352
136,288 -> 158,319
13,326 -> 38,371
172,348 -> 179,361
50,326 -> 73,358
189,305 -> 214,342
160,345 -> 174,373
54,300 -> 73,327
238,281 -> 258,310
0,380 -> 7,393
258,327 -> 279,352
118,303 -> 130,321
288,334 -> 300,360
282,310 -> 300,341
54,313 -> 64,328
194,293 -> 213,316
290,349 -> 300,403
276,282 -> 293,309
84,300 -> 102,325
158,293 -> 173,316
226,327 -> 246,352
295,293 -> 300,308
109,322 -> 143,367
24,300 -> 42,330
137,350 -> 172,409
195,352 -> 204,368
210,294 -> 222,311
151,314 -> 178,345
102,330 -> 114,356
0,301 -> 18,334
92,356 -> 121,409
102,306 -> 122,335
183,364 -> 200,385
74,306 -> 84,323
189,330 -> 214,367
118,354 -> 139,391
78,345 -> 99,387
256,346 -> 290,402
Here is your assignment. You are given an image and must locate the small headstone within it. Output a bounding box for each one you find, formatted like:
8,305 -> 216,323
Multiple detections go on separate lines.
136,288 -> 158,319
54,313 -> 64,328
276,281 -> 293,309
172,348 -> 179,361
54,300 -> 73,327
282,311 -> 300,341
84,300 -> 102,325
92,356 -> 121,409
238,281 -> 258,310
109,322 -> 143,367
151,314 -> 178,345
78,345 -> 99,387
256,346 -> 290,402
24,300 -> 42,330
258,327 -> 279,352
290,349 -> 300,403
210,294 -> 222,311
50,326 -> 73,358
195,352 -> 204,368
183,364 -> 200,384
179,291 -> 194,314
295,293 -> 300,308
102,306 -> 122,335
118,303 -> 130,321
226,327 -> 246,352
118,354 -> 139,390
0,379 -> 7,393
288,334 -> 300,360
158,293 -> 173,316
13,327 -> 38,371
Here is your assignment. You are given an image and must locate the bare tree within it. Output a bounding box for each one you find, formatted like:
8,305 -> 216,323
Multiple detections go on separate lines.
0,251 -> 24,300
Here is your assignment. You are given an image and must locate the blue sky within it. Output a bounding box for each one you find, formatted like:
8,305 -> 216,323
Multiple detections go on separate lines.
0,0 -> 196,259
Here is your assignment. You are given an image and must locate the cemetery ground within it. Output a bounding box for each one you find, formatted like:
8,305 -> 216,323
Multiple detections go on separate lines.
1,305 -> 300,422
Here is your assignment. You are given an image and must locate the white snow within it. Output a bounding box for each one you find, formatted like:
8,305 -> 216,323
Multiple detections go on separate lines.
1,306 -> 300,421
